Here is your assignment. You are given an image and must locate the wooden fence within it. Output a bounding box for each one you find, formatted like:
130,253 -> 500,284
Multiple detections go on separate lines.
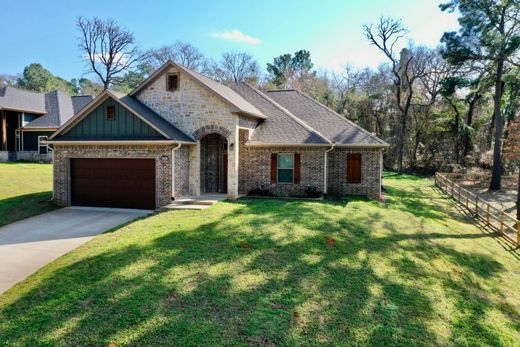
435,173 -> 519,247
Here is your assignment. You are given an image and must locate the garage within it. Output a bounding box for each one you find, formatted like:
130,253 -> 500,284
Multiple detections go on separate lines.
70,158 -> 156,210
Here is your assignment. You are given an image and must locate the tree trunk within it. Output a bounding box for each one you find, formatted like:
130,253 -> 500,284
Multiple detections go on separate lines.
398,110 -> 407,174
517,169 -> 520,221
490,60 -> 504,190
463,94 -> 480,160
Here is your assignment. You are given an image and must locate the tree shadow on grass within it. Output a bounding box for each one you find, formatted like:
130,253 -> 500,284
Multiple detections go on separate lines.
0,191 -> 57,228
0,183 -> 517,346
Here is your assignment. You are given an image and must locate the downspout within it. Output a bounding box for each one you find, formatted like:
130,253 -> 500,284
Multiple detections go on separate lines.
172,143 -> 182,199
323,143 -> 335,195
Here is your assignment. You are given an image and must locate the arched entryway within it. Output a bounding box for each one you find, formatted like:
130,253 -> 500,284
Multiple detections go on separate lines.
200,133 -> 228,193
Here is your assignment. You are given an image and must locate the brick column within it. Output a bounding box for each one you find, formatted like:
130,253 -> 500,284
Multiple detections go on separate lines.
227,124 -> 239,199
188,143 -> 201,196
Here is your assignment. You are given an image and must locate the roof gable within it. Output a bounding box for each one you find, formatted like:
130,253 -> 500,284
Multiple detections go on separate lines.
49,90 -> 195,143
130,61 -> 266,119
59,97 -> 165,140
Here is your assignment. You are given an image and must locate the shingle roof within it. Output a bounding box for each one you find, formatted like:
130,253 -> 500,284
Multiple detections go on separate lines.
130,61 -> 266,119
230,83 -> 330,145
0,86 -> 94,129
0,86 -> 46,113
266,89 -> 388,146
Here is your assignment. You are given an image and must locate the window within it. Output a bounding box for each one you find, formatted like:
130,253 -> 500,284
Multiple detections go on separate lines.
38,136 -> 52,155
106,105 -> 116,121
277,153 -> 294,183
167,73 -> 179,91
347,153 -> 362,183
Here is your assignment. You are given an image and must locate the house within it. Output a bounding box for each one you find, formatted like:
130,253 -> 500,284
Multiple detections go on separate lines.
46,61 -> 389,210
0,86 -> 92,162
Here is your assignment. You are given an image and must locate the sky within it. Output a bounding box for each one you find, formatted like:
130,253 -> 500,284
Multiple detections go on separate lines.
1,0 -> 460,81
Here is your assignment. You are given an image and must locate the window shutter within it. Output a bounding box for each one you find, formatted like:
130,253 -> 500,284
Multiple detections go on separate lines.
294,153 -> 301,184
271,153 -> 277,183
347,153 -> 362,183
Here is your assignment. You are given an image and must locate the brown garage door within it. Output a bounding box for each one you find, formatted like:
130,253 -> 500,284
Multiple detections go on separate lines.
71,158 -> 156,210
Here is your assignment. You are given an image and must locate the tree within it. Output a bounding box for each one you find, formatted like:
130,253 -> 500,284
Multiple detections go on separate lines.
363,17 -> 430,173
440,0 -> 520,190
76,17 -> 147,89
209,52 -> 260,84
71,78 -> 103,96
17,63 -> 75,94
504,118 -> 520,219
148,41 -> 207,71
266,50 -> 315,89
0,74 -> 19,87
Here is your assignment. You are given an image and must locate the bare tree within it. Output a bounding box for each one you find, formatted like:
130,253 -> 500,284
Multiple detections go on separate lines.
148,41 -> 208,71
209,52 -> 260,84
363,17 -> 429,173
76,17 -> 147,89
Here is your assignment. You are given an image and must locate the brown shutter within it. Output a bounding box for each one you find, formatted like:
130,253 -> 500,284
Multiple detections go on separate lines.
294,153 -> 301,184
271,153 -> 277,183
347,153 -> 362,183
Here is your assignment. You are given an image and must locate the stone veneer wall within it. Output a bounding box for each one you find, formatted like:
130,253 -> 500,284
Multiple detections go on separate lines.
174,145 -> 190,198
53,144 -> 174,208
327,147 -> 382,198
135,67 -> 240,198
238,129 -> 325,196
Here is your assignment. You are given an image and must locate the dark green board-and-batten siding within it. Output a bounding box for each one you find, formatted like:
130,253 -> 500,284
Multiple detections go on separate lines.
22,131 -> 55,151
61,98 -> 164,139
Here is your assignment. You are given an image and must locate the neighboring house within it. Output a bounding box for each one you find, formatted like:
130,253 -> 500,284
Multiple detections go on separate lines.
47,61 -> 388,210
0,86 -> 92,162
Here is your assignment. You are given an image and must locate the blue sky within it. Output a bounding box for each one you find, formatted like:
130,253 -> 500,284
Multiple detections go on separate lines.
1,0 -> 459,80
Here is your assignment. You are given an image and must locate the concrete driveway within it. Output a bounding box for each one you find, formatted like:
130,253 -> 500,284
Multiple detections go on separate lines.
0,207 -> 151,294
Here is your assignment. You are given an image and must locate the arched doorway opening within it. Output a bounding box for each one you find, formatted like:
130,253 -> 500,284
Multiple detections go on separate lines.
200,133 -> 228,193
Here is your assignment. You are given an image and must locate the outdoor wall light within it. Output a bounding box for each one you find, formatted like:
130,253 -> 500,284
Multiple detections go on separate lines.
229,143 -> 234,150
160,155 -> 169,161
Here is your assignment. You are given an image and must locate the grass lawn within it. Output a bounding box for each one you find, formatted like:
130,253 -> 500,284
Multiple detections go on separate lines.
0,162 -> 56,227
1,173 -> 519,346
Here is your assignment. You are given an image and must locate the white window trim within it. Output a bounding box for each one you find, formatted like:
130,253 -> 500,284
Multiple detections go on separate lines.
38,136 -> 52,154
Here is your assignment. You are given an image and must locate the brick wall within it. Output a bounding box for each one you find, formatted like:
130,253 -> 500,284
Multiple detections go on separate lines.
238,129 -> 325,196
327,148 -> 382,198
53,144 -> 174,208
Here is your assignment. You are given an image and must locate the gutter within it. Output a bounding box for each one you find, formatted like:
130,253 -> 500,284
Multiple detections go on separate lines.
323,143 -> 335,195
42,140 -> 196,145
172,143 -> 181,199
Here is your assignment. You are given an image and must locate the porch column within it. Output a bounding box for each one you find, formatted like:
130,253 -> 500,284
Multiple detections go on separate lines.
227,127 -> 239,199
1,111 -> 6,151
188,143 -> 201,196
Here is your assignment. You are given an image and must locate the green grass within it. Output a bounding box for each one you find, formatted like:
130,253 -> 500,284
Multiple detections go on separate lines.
0,162 -> 56,227
1,173 -> 519,346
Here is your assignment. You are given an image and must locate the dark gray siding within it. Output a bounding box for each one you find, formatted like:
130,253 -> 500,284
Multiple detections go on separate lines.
61,98 -> 165,139
22,131 -> 54,151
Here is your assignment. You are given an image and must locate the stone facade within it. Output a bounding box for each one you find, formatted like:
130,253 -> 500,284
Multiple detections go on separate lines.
238,129 -> 326,196
327,147 -> 382,198
174,145 -> 190,198
0,151 -> 52,163
136,67 -> 240,198
52,144 -> 174,208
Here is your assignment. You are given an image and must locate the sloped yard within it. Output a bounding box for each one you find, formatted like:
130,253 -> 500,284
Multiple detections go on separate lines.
0,163 -> 56,227
0,173 -> 519,346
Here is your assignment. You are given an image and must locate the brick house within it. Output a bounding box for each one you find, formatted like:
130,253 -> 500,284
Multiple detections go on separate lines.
46,61 -> 388,209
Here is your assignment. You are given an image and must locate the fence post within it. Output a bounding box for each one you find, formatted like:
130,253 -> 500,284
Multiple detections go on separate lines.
500,211 -> 504,235
466,192 -> 469,209
517,221 -> 520,247
486,204 -> 490,225
475,195 -> 479,217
